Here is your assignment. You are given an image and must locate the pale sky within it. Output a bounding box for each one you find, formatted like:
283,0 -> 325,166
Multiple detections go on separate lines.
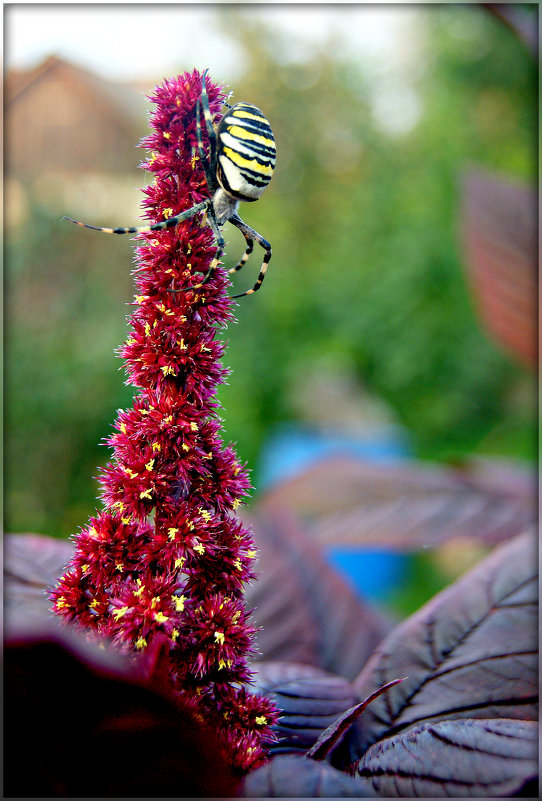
5,2 -> 428,135
5,2 -> 419,80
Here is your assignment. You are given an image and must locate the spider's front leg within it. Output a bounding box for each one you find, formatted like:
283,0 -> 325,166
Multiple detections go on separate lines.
228,213 -> 272,298
195,69 -> 219,190
170,206 -> 225,293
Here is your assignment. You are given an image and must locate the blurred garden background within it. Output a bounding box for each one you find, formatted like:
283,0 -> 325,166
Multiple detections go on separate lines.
5,3 -> 537,614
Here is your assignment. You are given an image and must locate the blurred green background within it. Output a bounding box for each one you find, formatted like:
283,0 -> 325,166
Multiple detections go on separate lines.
5,4 -> 537,547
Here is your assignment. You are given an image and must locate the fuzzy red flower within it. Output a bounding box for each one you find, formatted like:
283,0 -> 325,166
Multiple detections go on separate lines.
51,69 -> 278,771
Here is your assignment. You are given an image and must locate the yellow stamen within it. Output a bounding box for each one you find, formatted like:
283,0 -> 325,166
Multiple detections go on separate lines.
113,606 -> 129,621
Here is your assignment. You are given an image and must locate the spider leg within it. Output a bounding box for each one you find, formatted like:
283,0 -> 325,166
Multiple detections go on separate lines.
62,200 -> 208,235
195,97 -> 215,190
228,232 -> 254,275
170,206 -> 225,293
228,213 -> 272,297
200,69 -> 218,175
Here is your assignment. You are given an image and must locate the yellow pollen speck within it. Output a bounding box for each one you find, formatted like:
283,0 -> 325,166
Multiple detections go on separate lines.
135,295 -> 145,304
139,488 -> 153,500
168,527 -> 179,540
133,582 -> 144,597
88,526 -> 98,538
255,716 -> 267,726
89,599 -> 100,610
144,322 -> 151,335
214,631 -> 225,645
179,338 -> 187,350
163,131 -> 171,140
194,541 -> 205,555
149,152 -> 158,164
171,628 -> 179,641
81,564 -> 89,573
232,499 -> 241,510
113,606 -> 129,621
190,153 -> 198,168
115,562 -> 124,572
121,516 -> 132,525
55,596 -> 68,609
126,336 -> 136,346
199,508 -> 211,521
145,459 -> 155,471
247,549 -> 257,559
120,423 -> 127,434
190,422 -> 198,431
135,637 -> 147,650
161,365 -> 176,376
154,611 -> 169,624
150,596 -> 160,608
172,594 -> 186,611
232,611 -> 241,624
205,452 -> 213,459
163,208 -> 173,219
234,559 -> 242,571
182,442 -> 190,452
124,467 -> 138,479
152,442 -> 161,452
174,556 -> 186,570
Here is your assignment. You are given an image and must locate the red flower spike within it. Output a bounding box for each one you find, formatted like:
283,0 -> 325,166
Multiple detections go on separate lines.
50,69 -> 277,771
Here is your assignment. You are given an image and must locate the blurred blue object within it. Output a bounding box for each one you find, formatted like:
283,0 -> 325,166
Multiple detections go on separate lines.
257,422 -> 412,603
257,422 -> 411,488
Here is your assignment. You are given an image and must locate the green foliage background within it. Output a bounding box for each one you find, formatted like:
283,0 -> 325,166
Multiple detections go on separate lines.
5,6 -> 536,543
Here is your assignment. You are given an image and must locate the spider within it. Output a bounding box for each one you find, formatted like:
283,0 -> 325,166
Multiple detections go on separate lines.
63,70 -> 276,298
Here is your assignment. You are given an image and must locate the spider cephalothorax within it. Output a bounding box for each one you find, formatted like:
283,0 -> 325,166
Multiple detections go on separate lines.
64,70 -> 276,298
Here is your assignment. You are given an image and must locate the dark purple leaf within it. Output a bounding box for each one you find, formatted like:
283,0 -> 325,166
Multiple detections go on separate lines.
242,754 -> 376,798
256,457 -> 535,551
5,532 -> 74,584
356,718 -> 538,797
245,511 -> 391,680
4,622 -> 240,798
461,168 -> 537,368
482,4 -> 538,58
347,532 -> 537,758
252,661 -> 359,755
4,533 -> 75,624
307,678 -> 405,761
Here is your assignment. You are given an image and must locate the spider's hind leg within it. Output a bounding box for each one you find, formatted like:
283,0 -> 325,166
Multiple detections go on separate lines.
228,213 -> 272,298
228,231 -> 254,275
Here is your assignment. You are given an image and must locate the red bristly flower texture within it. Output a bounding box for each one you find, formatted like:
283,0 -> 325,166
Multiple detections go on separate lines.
50,69 -> 278,772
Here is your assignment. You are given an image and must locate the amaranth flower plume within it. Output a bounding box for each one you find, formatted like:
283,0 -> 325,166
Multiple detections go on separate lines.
50,68 -> 278,772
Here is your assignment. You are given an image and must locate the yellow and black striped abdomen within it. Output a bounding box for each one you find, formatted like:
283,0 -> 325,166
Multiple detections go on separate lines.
216,102 -> 276,202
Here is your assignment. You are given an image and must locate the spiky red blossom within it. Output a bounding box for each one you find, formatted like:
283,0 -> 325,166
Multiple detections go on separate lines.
50,69 -> 278,772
